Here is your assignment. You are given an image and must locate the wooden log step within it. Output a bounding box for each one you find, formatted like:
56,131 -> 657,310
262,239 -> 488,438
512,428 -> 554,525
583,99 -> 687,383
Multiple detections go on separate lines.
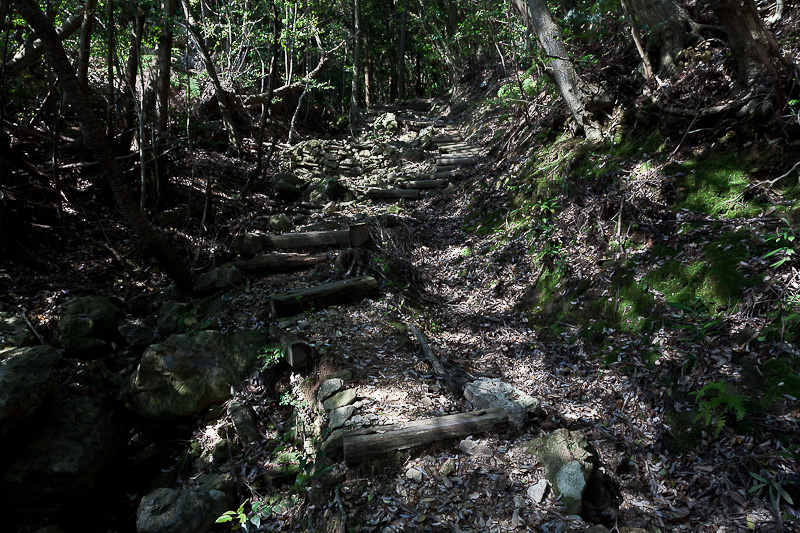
269,275 -> 379,318
436,156 -> 479,165
270,325 -> 314,368
439,147 -> 481,155
235,252 -> 328,273
342,407 -> 509,465
235,224 -> 370,256
398,179 -> 448,189
432,170 -> 463,179
367,188 -> 421,200
431,137 -> 462,144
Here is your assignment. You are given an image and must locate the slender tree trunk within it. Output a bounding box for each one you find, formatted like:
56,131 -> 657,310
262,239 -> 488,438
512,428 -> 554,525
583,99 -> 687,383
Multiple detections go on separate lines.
364,30 -> 372,108
77,0 -> 98,92
180,0 -> 243,151
106,0 -> 114,139
157,0 -> 175,133
415,51 -> 422,97
350,0 -> 361,121
120,6 -> 144,138
14,0 -> 192,290
397,9 -> 406,100
526,0 -> 601,139
5,9 -> 84,77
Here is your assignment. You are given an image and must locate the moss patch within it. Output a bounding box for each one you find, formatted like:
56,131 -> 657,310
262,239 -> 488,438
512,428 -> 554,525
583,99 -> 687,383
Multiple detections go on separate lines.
644,230 -> 761,312
671,153 -> 767,218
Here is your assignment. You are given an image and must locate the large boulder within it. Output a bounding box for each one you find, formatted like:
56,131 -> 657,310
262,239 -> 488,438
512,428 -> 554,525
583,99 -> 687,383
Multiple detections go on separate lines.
273,173 -> 305,199
0,345 -> 60,440
528,429 -> 619,526
136,487 -> 227,533
193,264 -> 243,297
0,311 -> 35,347
0,397 -> 117,512
464,378 -> 541,429
123,329 -> 269,420
308,178 -> 350,203
56,296 -> 120,356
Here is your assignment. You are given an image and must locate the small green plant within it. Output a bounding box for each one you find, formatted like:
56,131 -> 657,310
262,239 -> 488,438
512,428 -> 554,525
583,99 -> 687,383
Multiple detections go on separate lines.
258,345 -> 285,370
749,470 -> 795,517
763,228 -> 796,268
692,381 -> 747,436
217,497 -> 295,531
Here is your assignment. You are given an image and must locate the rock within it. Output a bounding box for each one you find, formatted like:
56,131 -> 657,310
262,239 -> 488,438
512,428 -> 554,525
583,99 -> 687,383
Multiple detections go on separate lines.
269,213 -> 292,233
156,301 -> 191,336
528,429 -> 619,525
197,473 -> 236,507
318,378 -> 344,402
234,232 -> 265,257
323,388 -> 357,411
439,458 -> 455,476
193,264 -> 243,297
322,369 -> 353,382
309,178 -> 350,203
401,146 -> 424,162
527,479 -> 548,503
123,329 -> 269,419
0,311 -> 34,347
329,405 -> 354,429
459,438 -> 493,456
405,467 -> 424,483
136,486 -> 228,533
0,345 -> 60,440
227,402 -> 260,445
1,397 -> 117,512
513,494 -> 528,509
376,113 -> 398,131
119,318 -> 158,349
56,295 -> 120,356
273,172 -> 305,199
464,377 -> 541,429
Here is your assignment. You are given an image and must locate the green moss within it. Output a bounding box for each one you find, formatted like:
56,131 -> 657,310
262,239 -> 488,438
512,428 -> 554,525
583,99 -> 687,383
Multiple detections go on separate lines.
672,153 -> 767,218
644,230 -> 761,312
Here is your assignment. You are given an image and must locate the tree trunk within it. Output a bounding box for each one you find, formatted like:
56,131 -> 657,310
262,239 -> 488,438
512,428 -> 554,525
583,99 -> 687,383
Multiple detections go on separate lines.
77,0 -> 98,92
397,8 -> 406,100
119,7 -> 144,142
14,0 -> 193,290
156,0 -> 175,133
106,0 -> 115,139
180,0 -> 243,151
526,0 -> 601,140
350,0 -> 362,122
4,9 -> 84,77
709,0 -> 787,88
627,0 -> 696,77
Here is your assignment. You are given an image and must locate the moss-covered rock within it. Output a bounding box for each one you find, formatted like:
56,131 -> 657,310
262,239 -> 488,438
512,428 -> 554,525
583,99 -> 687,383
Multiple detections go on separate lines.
56,296 -> 120,356
0,345 -> 60,441
123,329 -> 270,420
0,312 -> 34,347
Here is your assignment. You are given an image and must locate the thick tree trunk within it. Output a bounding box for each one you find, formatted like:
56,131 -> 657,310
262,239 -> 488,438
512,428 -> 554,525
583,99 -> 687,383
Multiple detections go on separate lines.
627,0 -> 696,77
180,0 -> 242,151
77,0 -> 98,92
709,0 -> 787,87
14,0 -> 193,290
526,0 -> 601,139
156,0 -> 175,133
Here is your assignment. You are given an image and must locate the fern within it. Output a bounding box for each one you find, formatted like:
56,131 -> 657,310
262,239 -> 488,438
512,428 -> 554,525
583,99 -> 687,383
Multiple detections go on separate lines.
692,381 -> 747,436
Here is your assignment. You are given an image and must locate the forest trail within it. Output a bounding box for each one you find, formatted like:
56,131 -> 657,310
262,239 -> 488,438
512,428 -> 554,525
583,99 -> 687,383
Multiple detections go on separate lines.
221,104 -> 670,532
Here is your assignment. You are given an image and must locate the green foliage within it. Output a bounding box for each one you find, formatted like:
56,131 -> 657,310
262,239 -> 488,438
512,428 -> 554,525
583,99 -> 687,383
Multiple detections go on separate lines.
258,344 -> 285,370
749,470 -> 795,517
763,228 -> 797,268
216,496 -> 297,531
692,381 -> 747,436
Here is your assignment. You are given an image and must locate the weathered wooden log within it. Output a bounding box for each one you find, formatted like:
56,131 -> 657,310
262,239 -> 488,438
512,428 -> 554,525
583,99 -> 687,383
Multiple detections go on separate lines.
398,179 -> 447,189
235,224 -> 370,256
431,136 -> 463,145
436,156 -> 479,165
431,169 -> 463,179
235,252 -> 328,273
342,408 -> 508,465
270,326 -> 314,368
367,188 -> 421,200
269,275 -> 379,318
